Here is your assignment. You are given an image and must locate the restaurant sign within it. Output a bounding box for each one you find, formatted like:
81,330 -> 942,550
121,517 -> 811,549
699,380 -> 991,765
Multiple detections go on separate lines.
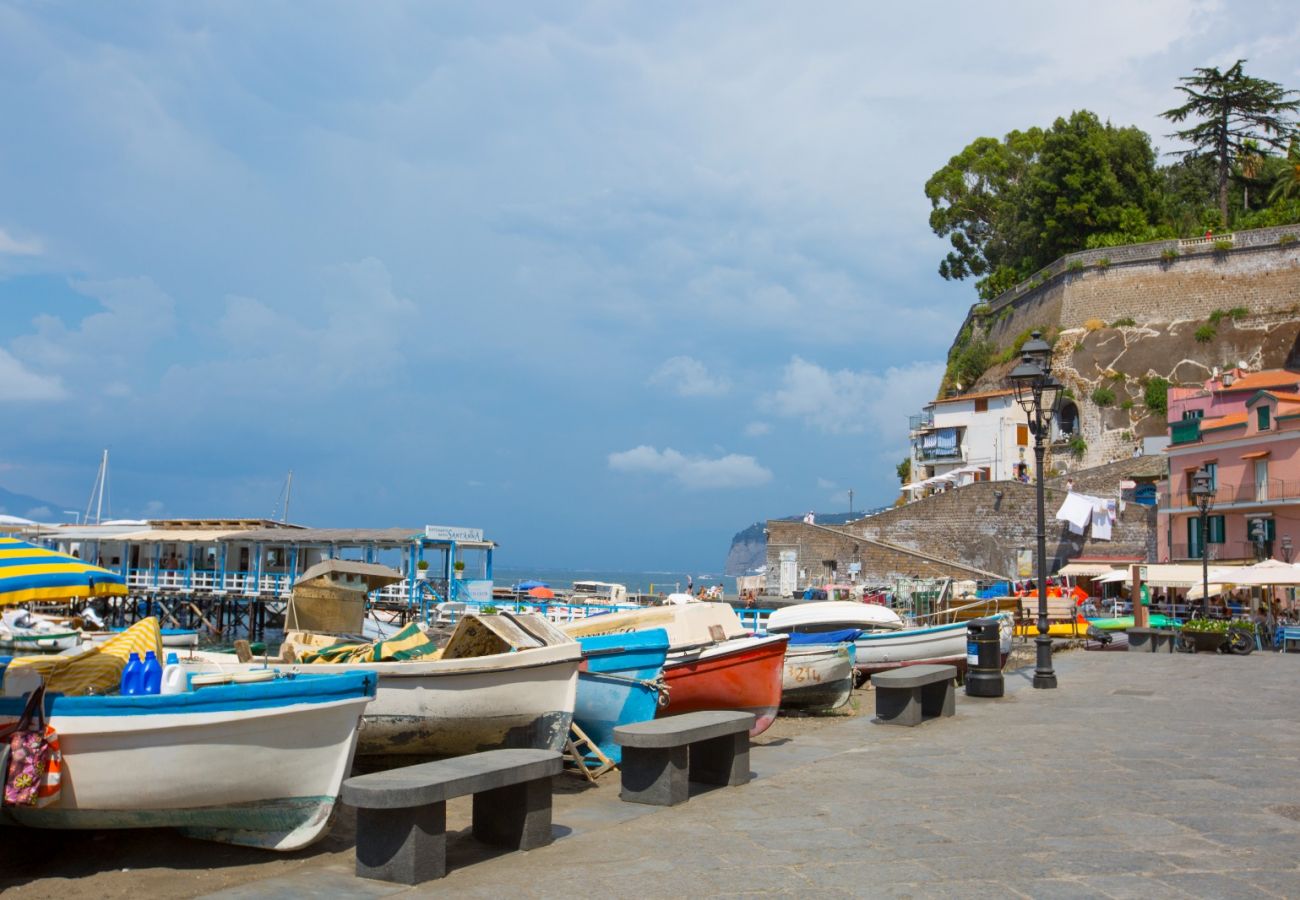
424,525 -> 485,542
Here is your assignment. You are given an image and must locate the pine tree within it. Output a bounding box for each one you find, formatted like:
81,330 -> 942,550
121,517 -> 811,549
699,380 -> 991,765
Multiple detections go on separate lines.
1160,60 -> 1300,227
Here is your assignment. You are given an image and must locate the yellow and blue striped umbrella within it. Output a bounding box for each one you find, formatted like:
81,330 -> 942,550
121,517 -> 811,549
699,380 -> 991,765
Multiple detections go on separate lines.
0,536 -> 128,606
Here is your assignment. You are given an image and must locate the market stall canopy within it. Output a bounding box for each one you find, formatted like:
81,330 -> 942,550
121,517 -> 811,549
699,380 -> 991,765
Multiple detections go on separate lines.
294,559 -> 404,591
0,537 -> 128,605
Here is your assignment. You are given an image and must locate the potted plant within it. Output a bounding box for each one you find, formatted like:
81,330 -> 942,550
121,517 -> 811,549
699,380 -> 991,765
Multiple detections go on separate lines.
416,559 -> 429,580
453,560 -> 466,580
1176,618 -> 1230,653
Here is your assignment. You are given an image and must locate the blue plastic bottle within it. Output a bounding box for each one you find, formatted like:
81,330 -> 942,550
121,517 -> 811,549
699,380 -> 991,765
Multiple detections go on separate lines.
121,652 -> 143,695
142,650 -> 163,695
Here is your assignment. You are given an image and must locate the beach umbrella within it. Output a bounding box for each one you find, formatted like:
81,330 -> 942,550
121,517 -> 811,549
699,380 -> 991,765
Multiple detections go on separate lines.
0,537 -> 128,606
517,580 -> 549,591
528,586 -> 555,599
1205,558 -> 1300,587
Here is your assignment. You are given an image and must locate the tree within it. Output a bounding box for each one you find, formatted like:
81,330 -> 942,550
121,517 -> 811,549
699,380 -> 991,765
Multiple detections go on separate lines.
1269,138 -> 1300,203
896,457 -> 911,485
1160,60 -> 1300,227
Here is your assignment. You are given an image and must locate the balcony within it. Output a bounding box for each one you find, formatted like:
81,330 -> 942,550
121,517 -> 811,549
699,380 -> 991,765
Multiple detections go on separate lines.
1168,541 -> 1272,563
909,411 -> 934,432
916,446 -> 964,463
1164,478 -> 1300,510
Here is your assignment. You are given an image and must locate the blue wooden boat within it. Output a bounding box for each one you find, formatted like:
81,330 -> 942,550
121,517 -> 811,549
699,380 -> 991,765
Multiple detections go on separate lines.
574,628 -> 670,765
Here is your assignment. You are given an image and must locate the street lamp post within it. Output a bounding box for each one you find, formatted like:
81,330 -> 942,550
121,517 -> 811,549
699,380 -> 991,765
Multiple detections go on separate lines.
1283,535 -> 1294,564
1189,467 -> 1214,617
1008,331 -> 1062,690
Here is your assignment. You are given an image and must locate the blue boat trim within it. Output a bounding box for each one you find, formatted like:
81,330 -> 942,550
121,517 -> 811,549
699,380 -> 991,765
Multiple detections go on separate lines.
853,622 -> 966,641
0,671 -> 377,718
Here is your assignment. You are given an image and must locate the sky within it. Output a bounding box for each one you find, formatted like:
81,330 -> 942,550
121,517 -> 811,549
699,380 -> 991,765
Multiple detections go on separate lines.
0,1 -> 1296,570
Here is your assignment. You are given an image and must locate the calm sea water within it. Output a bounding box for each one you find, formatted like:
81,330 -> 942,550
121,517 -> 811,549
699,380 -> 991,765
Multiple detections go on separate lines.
493,566 -> 735,596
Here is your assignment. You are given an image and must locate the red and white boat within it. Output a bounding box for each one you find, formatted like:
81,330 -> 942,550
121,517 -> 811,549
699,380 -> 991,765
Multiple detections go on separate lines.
563,602 -> 787,736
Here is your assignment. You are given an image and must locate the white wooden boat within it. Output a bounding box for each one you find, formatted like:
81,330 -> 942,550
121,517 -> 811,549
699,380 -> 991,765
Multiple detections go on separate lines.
766,601 -> 903,634
780,643 -> 855,711
562,601 -> 750,648
854,621 -> 969,675
0,610 -> 81,653
0,671 -> 375,850
187,614 -> 581,758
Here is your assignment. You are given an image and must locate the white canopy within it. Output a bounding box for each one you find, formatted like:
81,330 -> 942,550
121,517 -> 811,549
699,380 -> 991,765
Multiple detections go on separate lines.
1058,562 -> 1121,578
1204,559 -> 1300,587
1186,582 -> 1230,601
1093,564 -> 1208,587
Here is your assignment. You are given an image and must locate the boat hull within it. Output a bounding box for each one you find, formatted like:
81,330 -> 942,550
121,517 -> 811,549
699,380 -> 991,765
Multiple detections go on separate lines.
660,635 -> 788,736
574,630 -> 669,765
854,622 -> 970,675
767,601 -> 902,634
188,643 -> 580,759
781,643 -> 854,711
0,672 -> 374,851
0,630 -> 81,653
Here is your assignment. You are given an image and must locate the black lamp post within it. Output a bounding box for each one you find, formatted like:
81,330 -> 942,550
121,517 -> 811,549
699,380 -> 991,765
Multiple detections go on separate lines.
1283,535 -> 1294,564
1189,466 -> 1214,617
1008,331 -> 1062,690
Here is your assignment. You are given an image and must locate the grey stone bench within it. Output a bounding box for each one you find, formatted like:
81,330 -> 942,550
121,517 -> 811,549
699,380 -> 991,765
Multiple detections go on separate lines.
872,664 -> 957,726
1128,627 -> 1176,653
341,748 -> 561,884
613,710 -> 753,806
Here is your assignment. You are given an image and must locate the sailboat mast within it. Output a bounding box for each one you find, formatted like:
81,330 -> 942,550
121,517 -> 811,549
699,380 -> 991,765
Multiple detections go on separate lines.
96,449 -> 108,525
283,470 -> 292,523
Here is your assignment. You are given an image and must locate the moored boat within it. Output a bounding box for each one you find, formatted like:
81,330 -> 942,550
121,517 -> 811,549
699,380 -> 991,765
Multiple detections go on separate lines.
854,620 -> 970,675
187,613 -> 581,759
573,628 -> 670,765
0,670 -> 376,851
781,641 -> 855,711
766,600 -> 903,634
0,610 -> 81,653
661,634 -> 788,735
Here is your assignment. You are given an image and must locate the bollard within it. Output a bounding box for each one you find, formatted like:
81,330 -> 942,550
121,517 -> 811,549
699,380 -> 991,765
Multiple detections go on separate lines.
965,617 -> 1004,698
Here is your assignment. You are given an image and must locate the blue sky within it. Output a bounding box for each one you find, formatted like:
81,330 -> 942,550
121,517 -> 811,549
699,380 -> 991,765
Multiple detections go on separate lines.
0,1 -> 1295,569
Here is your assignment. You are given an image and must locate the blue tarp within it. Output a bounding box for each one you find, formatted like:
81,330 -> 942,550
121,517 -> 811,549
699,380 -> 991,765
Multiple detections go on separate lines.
516,580 -> 550,590
786,629 -> 862,645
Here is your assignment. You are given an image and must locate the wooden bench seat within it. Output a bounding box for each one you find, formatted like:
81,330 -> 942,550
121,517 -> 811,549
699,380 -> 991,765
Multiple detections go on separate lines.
872,664 -> 957,726
341,748 -> 561,884
613,711 -> 753,807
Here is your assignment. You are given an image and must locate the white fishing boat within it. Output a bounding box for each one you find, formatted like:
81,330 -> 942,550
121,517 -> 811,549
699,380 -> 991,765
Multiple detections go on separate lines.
780,642 -> 855,711
766,601 -> 903,635
0,610 -> 81,653
853,620 -> 971,675
187,613 -> 581,758
0,671 -> 375,851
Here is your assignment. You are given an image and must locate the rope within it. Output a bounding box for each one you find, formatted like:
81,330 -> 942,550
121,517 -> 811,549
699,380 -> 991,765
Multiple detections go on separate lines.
585,670 -> 670,707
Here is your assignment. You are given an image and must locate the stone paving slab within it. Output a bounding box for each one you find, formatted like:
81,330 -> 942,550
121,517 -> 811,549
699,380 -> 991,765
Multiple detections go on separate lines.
201,650 -> 1300,898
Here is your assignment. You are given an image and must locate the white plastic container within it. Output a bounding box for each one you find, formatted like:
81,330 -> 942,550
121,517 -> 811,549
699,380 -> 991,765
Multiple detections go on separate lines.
160,663 -> 188,694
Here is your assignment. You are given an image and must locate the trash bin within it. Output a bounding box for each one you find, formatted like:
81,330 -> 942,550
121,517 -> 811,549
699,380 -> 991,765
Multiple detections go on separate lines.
965,617 -> 1004,697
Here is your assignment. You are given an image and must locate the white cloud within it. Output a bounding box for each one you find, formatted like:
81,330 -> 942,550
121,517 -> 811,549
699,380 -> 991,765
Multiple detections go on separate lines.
762,356 -> 944,437
0,348 -> 66,402
647,355 -> 731,397
608,445 -> 772,490
816,477 -> 837,490
0,228 -> 42,256
743,421 -> 771,437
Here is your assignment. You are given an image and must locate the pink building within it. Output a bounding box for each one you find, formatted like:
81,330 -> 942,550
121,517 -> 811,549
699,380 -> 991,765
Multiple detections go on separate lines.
1159,370 -> 1300,562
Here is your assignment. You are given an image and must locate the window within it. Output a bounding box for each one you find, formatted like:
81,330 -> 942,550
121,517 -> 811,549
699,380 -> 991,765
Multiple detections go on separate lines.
1187,517 -> 1203,559
1255,459 -> 1269,501
1182,409 -> 1204,420
974,397 -> 988,413
1258,406 -> 1271,431
1205,462 -> 1217,490
1207,515 -> 1226,544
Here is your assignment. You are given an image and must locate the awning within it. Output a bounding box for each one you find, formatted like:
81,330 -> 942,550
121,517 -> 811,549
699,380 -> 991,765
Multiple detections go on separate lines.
1058,562 -> 1120,578
112,528 -> 251,542
1240,450 -> 1270,460
1094,564 -> 1209,587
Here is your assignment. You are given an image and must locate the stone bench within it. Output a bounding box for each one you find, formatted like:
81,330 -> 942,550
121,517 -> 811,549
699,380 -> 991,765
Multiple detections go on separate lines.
613,710 -> 753,806
872,664 -> 957,726
1128,627 -> 1176,653
341,748 -> 561,884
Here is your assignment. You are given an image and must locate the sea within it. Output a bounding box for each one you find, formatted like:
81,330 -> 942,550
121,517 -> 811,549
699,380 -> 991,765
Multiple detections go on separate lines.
492,566 -> 736,597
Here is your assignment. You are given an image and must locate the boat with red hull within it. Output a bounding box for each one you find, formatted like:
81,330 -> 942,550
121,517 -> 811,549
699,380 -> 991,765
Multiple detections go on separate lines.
660,634 -> 788,736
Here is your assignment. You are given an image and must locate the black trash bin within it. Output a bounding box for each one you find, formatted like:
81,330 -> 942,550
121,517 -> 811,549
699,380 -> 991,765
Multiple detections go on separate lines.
965,617 -> 1004,698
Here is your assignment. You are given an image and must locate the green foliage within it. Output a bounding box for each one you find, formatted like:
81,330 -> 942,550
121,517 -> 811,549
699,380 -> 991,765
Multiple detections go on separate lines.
1181,618 -> 1256,635
1060,386 -> 1075,400
1208,307 -> 1249,325
1143,376 -> 1169,414
1067,259 -> 1084,272
972,302 -> 992,317
481,604 -> 499,614
943,325 -> 995,392
896,457 -> 911,485
1067,435 -> 1087,458
1161,248 -> 1179,261
1195,324 -> 1217,342
1280,233 -> 1298,245
1120,399 -> 1134,410
1111,316 -> 1136,327
1109,371 -> 1127,383
1091,387 -> 1116,406
416,559 -> 429,570
1212,238 -> 1234,252
1161,60 -> 1300,226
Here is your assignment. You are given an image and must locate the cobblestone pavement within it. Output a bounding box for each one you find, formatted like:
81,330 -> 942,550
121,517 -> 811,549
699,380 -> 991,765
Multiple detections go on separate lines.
207,649 -> 1300,899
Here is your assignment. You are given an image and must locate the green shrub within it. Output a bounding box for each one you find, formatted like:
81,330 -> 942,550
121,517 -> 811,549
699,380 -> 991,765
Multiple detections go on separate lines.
1067,260 -> 1084,272
1280,234 -> 1297,246
1195,324 -> 1216,343
1109,371 -> 1127,383
1208,309 -> 1226,325
1213,238 -> 1234,252
1061,387 -> 1075,401
1091,387 -> 1116,407
1228,306 -> 1247,321
1068,435 -> 1087,458
1143,376 -> 1169,415
1120,399 -> 1134,410
1097,257 -> 1112,269
972,302 -> 991,317
1161,248 -> 1179,262
1111,317 -> 1136,327
481,604 -> 499,614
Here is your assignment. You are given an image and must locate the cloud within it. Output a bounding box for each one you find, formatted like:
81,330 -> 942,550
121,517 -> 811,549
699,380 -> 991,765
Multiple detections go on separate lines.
0,348 -> 66,402
762,356 -> 944,437
647,355 -> 731,397
816,477 -> 837,490
608,445 -> 772,489
24,505 -> 52,520
0,228 -> 42,256
743,421 -> 771,437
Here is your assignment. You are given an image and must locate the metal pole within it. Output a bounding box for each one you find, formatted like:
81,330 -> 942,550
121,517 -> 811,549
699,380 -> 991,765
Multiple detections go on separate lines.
1033,402 -> 1057,689
1200,506 -> 1209,618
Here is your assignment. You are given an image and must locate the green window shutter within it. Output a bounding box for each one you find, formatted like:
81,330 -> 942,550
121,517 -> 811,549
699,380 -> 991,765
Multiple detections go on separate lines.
1258,406 -> 1270,430
1207,515 -> 1225,543
1267,518 -> 1277,541
1187,517 -> 1201,558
